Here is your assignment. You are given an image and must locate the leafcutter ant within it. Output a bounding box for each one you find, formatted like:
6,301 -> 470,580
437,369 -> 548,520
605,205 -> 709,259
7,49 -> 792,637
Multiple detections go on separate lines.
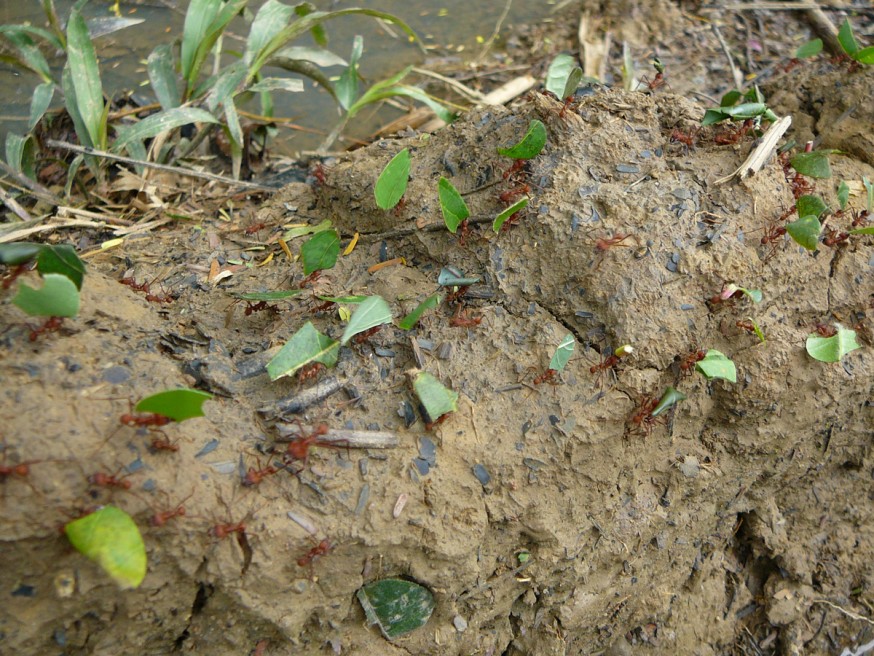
627,396 -> 662,437
677,349 -> 706,377
88,468 -> 133,491
638,58 -> 668,92
28,316 -> 64,342
1,262 -> 31,289
244,222 -> 267,235
241,456 -> 287,488
533,368 -> 559,385
822,229 -> 850,247
298,271 -> 321,288
297,362 -> 325,385
150,490 -> 195,527
281,422 -> 332,469
736,320 -> 757,335
714,119 -> 754,145
309,162 -> 327,188
670,128 -> 699,151
449,307 -> 482,328
353,325 -> 381,344
297,538 -> 333,568
812,323 -> 837,338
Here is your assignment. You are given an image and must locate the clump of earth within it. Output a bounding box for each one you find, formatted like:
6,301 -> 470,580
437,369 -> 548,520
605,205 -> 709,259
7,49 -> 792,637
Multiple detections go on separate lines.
1,24 -> 873,656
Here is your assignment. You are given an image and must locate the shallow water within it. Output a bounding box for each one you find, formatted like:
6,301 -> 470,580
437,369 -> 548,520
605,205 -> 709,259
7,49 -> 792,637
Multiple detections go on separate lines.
0,0 -> 554,155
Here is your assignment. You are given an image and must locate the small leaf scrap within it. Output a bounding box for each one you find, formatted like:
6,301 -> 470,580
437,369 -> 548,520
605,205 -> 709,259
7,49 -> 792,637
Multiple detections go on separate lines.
374,148 -> 410,210
341,296 -> 393,345
357,578 -> 435,640
438,177 -> 469,233
12,273 -> 80,317
497,119 -> 547,159
695,349 -> 737,383
267,322 -> 339,380
493,198 -> 528,232
65,506 -> 146,589
134,388 -> 213,422
786,215 -> 822,250
790,150 -> 839,179
651,386 -> 687,418
805,325 -> 861,363
398,294 -> 442,331
413,371 -> 459,427
548,334 -> 575,373
301,229 -> 340,275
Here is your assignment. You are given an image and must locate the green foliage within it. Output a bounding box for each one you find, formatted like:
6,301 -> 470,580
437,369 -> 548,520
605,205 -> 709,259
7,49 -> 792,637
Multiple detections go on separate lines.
65,505 -> 146,589
66,0 -> 107,151
864,177 -> 873,212
497,120 -> 547,159
357,578 -> 435,640
341,295 -> 393,345
438,177 -> 470,233
548,334 -> 575,372
493,198 -> 528,232
374,148 -> 410,210
412,371 -> 458,426
695,350 -> 737,383
805,325 -> 861,362
229,289 -> 303,302
437,266 -> 480,287
267,321 -> 339,380
0,243 -> 86,289
12,273 -> 80,317
651,387 -> 686,418
398,294 -> 441,330
545,54 -> 583,99
790,150 -> 838,179
796,195 -> 828,219
300,230 -> 340,276
836,182 -> 849,211
134,389 -> 213,422
786,215 -> 822,250
795,39 -> 822,59
837,18 -> 874,64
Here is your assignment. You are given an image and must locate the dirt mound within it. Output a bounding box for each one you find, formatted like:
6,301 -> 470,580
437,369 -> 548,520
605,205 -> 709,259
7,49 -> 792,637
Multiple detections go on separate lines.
1,80 -> 872,655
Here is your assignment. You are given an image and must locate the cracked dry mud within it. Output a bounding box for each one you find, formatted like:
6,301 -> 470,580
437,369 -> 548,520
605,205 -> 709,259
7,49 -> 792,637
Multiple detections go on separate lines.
1,69 -> 873,655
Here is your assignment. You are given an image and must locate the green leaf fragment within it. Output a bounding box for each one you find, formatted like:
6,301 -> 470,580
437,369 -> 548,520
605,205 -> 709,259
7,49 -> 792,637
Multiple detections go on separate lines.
374,148 -> 410,210
795,194 -> 828,219
317,294 -> 368,304
805,326 -> 861,363
545,54 -> 582,98
36,245 -> 86,290
438,177 -> 469,233
357,578 -> 435,640
413,371 -> 458,426
790,150 -> 838,179
836,181 -> 849,211
12,273 -> 80,317
651,386 -> 687,418
341,295 -> 393,345
497,119 -> 547,159
229,290 -> 302,301
398,294 -> 441,331
854,46 -> 874,65
267,322 -> 339,380
0,242 -> 43,265
795,39 -> 822,59
134,388 -> 213,422
65,506 -> 146,589
493,198 -> 528,232
695,349 -> 737,383
849,226 -> 874,236
837,18 -> 859,56
301,229 -> 340,275
864,177 -> 874,212
437,267 -> 480,287
786,215 -> 822,250
548,334 -> 575,372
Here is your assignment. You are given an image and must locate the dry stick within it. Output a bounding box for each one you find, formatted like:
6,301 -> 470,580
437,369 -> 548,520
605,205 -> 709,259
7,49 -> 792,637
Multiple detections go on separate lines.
44,140 -> 277,192
275,424 -> 400,450
813,599 -> 874,627
803,7 -> 844,57
714,115 -> 792,185
0,160 -> 63,206
261,376 -> 344,416
0,185 -> 32,221
474,0 -> 513,65
711,22 -> 744,91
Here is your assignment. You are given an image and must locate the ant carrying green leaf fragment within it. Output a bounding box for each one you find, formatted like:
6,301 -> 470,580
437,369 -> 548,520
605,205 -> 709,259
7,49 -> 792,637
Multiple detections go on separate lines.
497,119 -> 547,160
790,149 -> 839,179
340,295 -> 393,345
438,177 -> 470,234
711,284 -> 762,305
493,198 -> 528,232
651,386 -> 687,417
702,86 -> 778,127
694,350 -> 737,383
545,54 -> 584,106
65,505 -> 146,589
267,321 -> 339,381
398,294 -> 442,331
12,273 -> 80,318
134,388 -> 213,422
805,325 -> 861,363
374,148 -> 410,211
300,230 -> 340,276
837,18 -> 874,65
412,370 -> 459,430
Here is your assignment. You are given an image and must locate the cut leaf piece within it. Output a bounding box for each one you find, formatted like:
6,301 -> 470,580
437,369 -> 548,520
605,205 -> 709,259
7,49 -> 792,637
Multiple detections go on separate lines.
36,245 -> 86,290
651,387 -> 687,418
849,226 -> 874,236
374,148 -> 410,210
837,18 -> 859,56
65,506 -> 146,589
229,290 -> 303,301
413,371 -> 459,426
438,177 -> 469,233
695,349 -> 737,383
0,242 -> 44,265
795,195 -> 828,219
836,181 -> 849,211
12,273 -> 80,317
357,578 -> 435,640
493,198 -> 528,232
545,54 -> 583,99
134,388 -> 212,422
301,229 -> 340,275
497,119 -> 547,159
267,322 -> 339,380
805,325 -> 861,363
786,215 -> 821,250
791,150 -> 839,179
795,38 -> 822,59
317,294 -> 368,304
437,266 -> 480,287
548,334 -> 575,372
341,296 -> 393,345
398,294 -> 441,330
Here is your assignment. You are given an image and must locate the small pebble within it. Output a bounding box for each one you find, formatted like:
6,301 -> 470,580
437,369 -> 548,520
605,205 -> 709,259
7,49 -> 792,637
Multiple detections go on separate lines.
472,464 -> 491,487
102,365 -> 131,384
437,342 -> 453,360
680,304 -> 695,311
453,615 -> 468,632
195,439 -> 220,458
416,338 -> 434,351
418,437 -> 437,465
392,494 -> 408,518
616,164 -> 640,174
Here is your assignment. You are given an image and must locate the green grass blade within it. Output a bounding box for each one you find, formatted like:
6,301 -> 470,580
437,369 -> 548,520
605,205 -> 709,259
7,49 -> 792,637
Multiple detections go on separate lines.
147,44 -> 181,110
113,107 -> 219,152
66,0 -> 105,148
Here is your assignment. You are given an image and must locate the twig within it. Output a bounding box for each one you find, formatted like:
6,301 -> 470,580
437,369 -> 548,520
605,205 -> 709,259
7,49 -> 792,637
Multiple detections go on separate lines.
275,424 -> 400,449
260,377 -> 344,416
803,7 -> 844,57
411,67 -> 486,103
45,139 -> 278,192
714,115 -> 792,184
813,599 -> 874,626
0,186 -> 32,221
711,22 -> 743,90
0,161 -> 63,206
475,0 -> 513,65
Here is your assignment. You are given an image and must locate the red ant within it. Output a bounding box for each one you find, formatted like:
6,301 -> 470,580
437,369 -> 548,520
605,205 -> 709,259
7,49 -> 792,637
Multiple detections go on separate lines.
242,458 -> 286,487
812,323 -> 837,338
28,316 -> 63,342
120,276 -> 149,293
779,58 -> 803,74
88,470 -> 132,490
392,196 -> 407,217
120,410 -> 172,430
736,320 -> 757,334
503,159 -> 528,182
144,289 -> 174,304
594,233 -> 631,252
299,271 -> 321,288
150,491 -> 195,527
149,436 -> 179,453
1,263 -> 31,289
714,119 -> 754,145
353,325 -> 381,344
209,520 -> 246,540
297,362 -> 324,385
309,299 -> 336,315
500,209 -> 525,232
449,308 -> 483,328
533,368 -> 558,385
244,222 -> 267,235
425,412 -> 450,431
309,162 -> 327,188
499,184 -> 531,205
297,538 -> 332,568
251,640 -> 269,656
638,58 -> 668,92
590,353 -> 621,376
678,349 -> 706,376
851,209 -> 869,228
445,285 -> 470,306
282,422 -> 331,468
557,95 -> 577,119
822,229 -> 850,247
628,396 -> 662,437
243,300 -> 276,316
670,128 -> 698,150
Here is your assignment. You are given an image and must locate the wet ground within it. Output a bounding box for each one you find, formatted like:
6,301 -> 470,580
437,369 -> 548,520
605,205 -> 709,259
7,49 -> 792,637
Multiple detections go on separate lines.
1,2 -> 873,655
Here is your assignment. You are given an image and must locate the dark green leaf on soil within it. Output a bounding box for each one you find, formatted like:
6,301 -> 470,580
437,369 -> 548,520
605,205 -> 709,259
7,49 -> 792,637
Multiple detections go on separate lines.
12,273 -> 80,317
438,177 -> 469,233
790,150 -> 838,179
651,386 -> 687,418
374,148 -> 410,210
267,321 -> 339,380
786,215 -> 821,250
134,388 -> 213,422
398,294 -> 441,331
357,578 -> 435,640
301,229 -> 340,275
493,198 -> 528,232
497,119 -> 546,159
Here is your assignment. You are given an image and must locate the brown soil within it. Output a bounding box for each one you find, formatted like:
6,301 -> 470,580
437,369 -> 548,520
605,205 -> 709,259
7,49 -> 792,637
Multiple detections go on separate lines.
2,4 -> 873,656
